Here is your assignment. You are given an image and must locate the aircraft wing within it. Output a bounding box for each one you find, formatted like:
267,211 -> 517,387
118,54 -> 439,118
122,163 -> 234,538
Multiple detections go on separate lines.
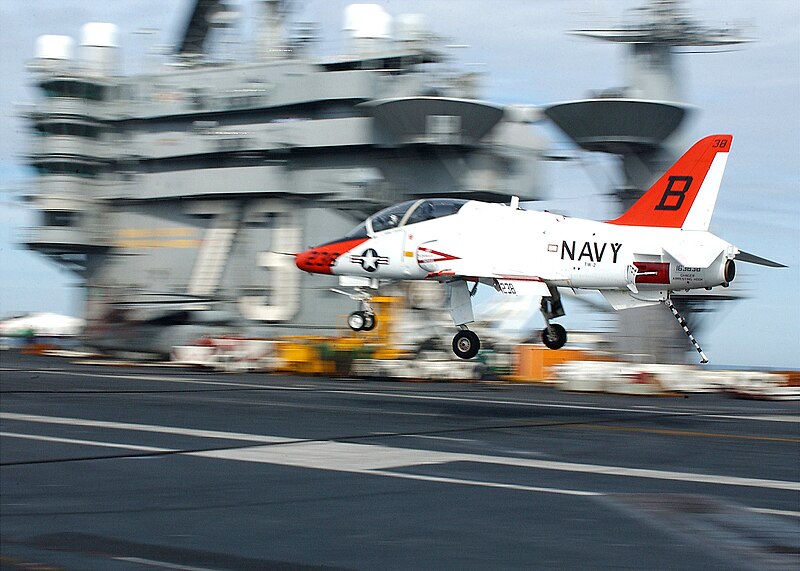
482,274 -> 553,297
417,239 -> 561,297
435,269 -> 555,327
601,290 -> 662,310
425,267 -> 554,298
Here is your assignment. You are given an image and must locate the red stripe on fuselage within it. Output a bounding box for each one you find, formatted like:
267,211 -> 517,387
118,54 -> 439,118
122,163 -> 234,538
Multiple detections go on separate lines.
634,262 -> 670,284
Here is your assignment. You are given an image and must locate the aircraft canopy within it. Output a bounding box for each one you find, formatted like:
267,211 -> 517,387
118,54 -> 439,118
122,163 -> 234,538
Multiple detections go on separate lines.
344,198 -> 467,239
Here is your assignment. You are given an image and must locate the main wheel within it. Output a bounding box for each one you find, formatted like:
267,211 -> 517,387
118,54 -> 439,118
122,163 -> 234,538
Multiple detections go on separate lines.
362,313 -> 376,331
347,311 -> 366,331
542,323 -> 567,350
452,330 -> 480,360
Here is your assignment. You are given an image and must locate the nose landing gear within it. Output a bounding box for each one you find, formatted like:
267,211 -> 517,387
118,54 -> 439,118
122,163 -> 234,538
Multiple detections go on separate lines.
347,309 -> 376,332
332,284 -> 378,332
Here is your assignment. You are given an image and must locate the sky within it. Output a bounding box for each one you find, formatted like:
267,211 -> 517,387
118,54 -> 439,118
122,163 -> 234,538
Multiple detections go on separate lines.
0,1 -> 798,368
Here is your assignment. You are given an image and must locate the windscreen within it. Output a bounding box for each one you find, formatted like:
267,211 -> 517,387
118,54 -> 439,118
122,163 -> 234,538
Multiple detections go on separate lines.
343,198 -> 469,238
341,221 -> 369,240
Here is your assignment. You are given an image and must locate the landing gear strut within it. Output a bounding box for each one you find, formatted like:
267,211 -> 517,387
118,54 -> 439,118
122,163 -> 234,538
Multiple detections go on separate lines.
333,285 -> 377,332
446,283 -> 570,358
448,280 -> 479,359
452,329 -> 480,360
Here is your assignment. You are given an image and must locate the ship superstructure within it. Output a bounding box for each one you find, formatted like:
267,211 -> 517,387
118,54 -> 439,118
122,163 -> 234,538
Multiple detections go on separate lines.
22,1 -> 547,353
21,0 -> 752,364
545,0 -> 749,363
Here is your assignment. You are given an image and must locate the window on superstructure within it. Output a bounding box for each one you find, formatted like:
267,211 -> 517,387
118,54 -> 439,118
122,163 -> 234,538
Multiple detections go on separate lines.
35,162 -> 99,178
43,210 -> 79,227
245,213 -> 275,229
35,122 -> 101,138
40,80 -> 105,101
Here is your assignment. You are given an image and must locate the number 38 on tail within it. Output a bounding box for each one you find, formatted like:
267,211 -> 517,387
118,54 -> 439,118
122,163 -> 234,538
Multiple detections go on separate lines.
296,135 -> 785,363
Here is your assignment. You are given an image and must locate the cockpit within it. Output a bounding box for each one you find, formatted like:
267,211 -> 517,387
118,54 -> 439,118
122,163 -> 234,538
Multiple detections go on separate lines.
343,198 -> 468,239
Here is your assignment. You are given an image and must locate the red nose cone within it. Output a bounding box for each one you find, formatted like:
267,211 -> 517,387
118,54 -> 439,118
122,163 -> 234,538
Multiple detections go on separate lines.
295,238 -> 368,274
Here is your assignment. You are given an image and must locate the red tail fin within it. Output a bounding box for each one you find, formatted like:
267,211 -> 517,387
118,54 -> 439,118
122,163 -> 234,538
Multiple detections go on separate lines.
610,134 -> 732,230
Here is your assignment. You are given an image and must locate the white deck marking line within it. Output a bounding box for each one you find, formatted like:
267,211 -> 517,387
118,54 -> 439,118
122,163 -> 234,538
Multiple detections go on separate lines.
745,507 -> 800,519
0,412 -> 292,444
193,441 -> 800,491
9,368 -> 307,391
367,470 -> 602,497
0,432 -> 175,453
706,414 -> 800,423
405,435 -> 477,442
3,413 -> 798,491
3,432 -> 794,518
474,455 -> 800,491
114,557 -> 220,571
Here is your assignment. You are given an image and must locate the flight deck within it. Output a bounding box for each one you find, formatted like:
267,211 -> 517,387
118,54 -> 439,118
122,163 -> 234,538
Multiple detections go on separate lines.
1,352 -> 798,570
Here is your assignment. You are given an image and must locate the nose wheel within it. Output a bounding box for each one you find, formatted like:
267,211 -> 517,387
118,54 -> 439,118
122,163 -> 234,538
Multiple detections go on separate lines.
452,330 -> 480,360
333,284 -> 378,332
347,310 -> 376,332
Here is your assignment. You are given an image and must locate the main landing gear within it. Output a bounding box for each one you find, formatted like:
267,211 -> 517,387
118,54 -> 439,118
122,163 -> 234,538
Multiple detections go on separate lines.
542,323 -> 567,350
452,329 -> 480,359
539,289 -> 567,350
340,279 -> 571,359
450,283 -> 569,360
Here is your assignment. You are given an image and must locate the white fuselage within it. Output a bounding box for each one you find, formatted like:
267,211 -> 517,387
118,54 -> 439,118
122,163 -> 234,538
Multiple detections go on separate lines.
329,202 -> 737,298
294,135 -> 780,363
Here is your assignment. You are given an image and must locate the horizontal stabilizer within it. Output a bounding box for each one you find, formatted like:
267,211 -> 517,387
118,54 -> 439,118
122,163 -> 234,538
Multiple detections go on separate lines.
662,244 -> 722,269
736,251 -> 787,268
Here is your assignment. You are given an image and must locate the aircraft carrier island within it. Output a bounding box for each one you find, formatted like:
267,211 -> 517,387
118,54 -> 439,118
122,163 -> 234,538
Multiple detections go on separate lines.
21,0 -> 547,354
